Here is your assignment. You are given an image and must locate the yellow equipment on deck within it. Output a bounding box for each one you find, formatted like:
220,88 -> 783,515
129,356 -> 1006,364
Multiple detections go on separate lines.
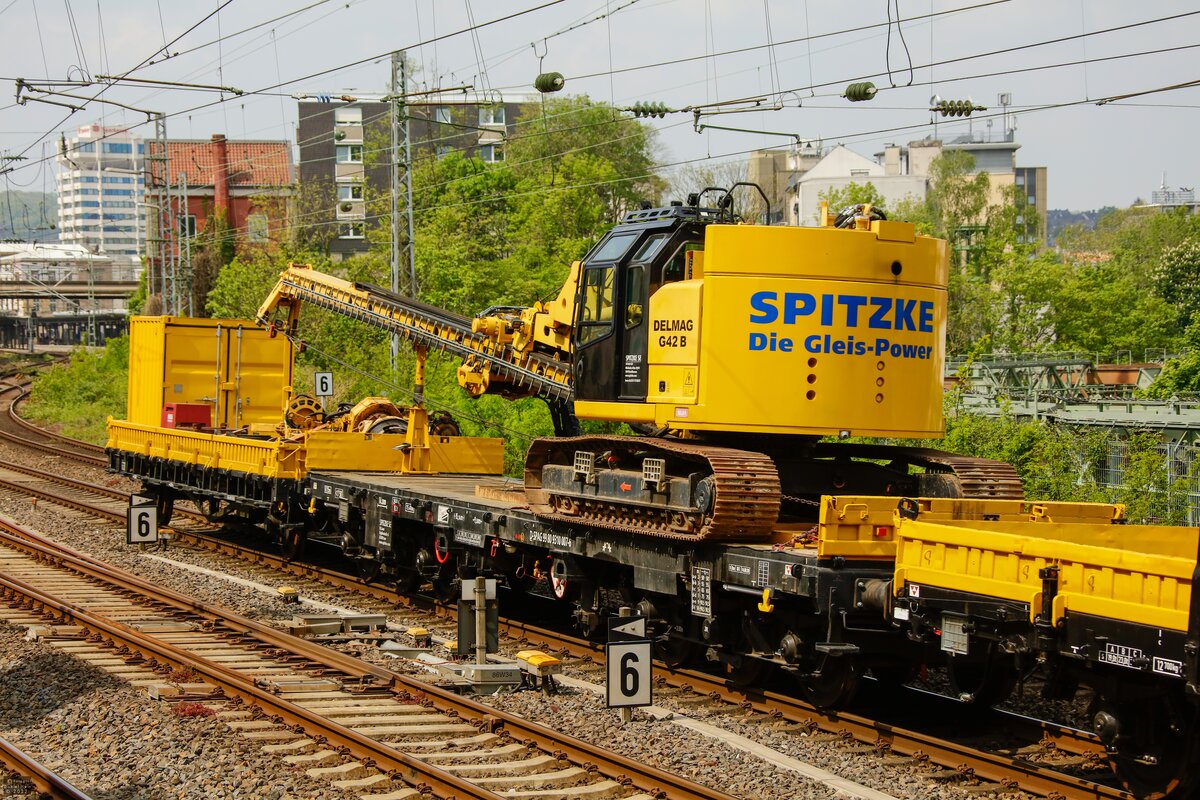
106,316 -> 504,513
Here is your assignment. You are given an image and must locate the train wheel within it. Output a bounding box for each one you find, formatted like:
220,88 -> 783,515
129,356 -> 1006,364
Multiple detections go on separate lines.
394,569 -> 421,595
356,556 -> 382,583
280,527 -> 306,562
155,493 -> 175,527
946,649 -> 1016,706
726,656 -> 771,687
431,569 -> 459,603
1102,697 -> 1200,799
802,657 -> 861,708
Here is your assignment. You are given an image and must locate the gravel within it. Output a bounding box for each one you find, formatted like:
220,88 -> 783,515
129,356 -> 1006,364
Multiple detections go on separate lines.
0,437 -> 1057,800
0,623 -> 357,800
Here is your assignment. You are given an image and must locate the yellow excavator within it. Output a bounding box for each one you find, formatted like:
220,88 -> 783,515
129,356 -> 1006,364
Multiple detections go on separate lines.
257,187 -> 1022,541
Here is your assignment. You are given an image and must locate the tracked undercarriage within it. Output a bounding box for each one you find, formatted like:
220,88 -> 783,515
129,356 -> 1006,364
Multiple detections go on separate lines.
525,436 -> 1024,541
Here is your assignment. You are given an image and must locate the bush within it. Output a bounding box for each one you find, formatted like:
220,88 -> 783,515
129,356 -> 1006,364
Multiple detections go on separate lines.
24,338 -> 129,444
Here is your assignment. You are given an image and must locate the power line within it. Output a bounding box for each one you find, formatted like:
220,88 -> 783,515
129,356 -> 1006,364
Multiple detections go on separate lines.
4,0 -> 567,177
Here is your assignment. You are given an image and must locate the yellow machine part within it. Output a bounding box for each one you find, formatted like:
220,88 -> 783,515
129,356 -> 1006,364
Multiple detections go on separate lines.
577,219 -> 949,438
816,495 -> 1126,560
114,313 -> 505,478
106,419 -> 504,477
126,316 -> 293,429
106,419 -> 306,479
893,513 -> 1195,630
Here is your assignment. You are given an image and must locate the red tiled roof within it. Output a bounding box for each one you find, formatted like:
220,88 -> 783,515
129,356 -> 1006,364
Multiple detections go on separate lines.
165,139 -> 292,188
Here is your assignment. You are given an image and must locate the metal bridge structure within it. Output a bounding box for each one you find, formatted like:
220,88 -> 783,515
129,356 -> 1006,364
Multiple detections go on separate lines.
947,352 -> 1200,522
0,312 -> 128,350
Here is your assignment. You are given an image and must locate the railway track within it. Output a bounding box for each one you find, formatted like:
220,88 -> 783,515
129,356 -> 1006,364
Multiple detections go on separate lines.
0,516 -> 730,800
0,735 -> 92,800
0,391 -> 1133,800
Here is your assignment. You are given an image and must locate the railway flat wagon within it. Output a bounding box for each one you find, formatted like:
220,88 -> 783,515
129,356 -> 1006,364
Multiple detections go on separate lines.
890,502 -> 1200,798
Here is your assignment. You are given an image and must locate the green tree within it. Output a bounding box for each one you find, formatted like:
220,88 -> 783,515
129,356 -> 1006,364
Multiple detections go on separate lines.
1155,236 -> 1200,328
506,95 -> 663,219
1142,321 -> 1200,398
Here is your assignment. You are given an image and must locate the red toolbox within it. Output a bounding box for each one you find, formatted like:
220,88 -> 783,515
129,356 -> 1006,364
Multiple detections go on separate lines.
162,402 -> 212,429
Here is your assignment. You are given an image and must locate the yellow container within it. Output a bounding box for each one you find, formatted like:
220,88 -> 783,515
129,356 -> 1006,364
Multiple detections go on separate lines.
127,316 -> 293,430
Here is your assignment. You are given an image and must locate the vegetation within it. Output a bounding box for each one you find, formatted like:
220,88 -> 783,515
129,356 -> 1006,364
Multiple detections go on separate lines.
20,94 -> 1200,518
24,337 -> 129,443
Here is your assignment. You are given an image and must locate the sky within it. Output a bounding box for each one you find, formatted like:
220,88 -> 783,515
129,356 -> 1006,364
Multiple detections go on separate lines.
0,0 -> 1197,212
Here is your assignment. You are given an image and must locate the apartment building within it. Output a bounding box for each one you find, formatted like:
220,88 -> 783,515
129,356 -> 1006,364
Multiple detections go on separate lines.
55,124 -> 146,267
296,94 -> 534,260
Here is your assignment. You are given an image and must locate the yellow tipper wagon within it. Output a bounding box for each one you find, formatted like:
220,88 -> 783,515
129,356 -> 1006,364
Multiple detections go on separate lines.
889,498 -> 1200,796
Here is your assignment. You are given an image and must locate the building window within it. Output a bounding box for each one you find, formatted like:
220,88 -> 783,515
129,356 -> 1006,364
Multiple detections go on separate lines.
1028,194 -> 1035,206
478,143 -> 504,163
334,106 -> 362,126
337,183 -> 364,201
435,106 -> 452,125
436,145 -> 452,159
77,142 -> 95,153
1015,174 -> 1025,186
102,142 -> 133,154
336,144 -> 363,163
247,214 -> 269,242
850,169 -> 870,177
102,175 -> 134,183
78,175 -> 98,183
478,105 -> 505,126
179,215 -> 197,237
339,222 -> 364,239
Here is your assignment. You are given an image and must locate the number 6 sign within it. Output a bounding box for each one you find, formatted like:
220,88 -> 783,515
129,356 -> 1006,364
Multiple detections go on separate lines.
314,372 -> 334,397
127,495 -> 158,544
605,641 -> 651,707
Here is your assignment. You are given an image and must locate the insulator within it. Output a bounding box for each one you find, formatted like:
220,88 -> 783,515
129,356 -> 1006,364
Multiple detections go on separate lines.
843,82 -> 878,102
629,101 -> 671,119
934,99 -> 985,118
534,72 -> 565,93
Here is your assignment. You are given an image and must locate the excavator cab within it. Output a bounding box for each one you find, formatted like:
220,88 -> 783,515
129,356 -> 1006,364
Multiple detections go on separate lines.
571,204 -> 713,404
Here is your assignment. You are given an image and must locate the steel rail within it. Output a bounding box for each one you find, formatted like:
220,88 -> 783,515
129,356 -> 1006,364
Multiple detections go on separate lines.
165,525 -> 1123,799
0,406 -> 1121,800
0,521 -> 734,800
0,569 -> 502,800
7,387 -> 105,456
0,385 -> 105,466
0,735 -> 93,800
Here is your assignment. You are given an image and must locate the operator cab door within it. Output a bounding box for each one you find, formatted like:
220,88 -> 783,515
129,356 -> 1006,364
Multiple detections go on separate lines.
575,225 -> 706,403
574,231 -> 639,403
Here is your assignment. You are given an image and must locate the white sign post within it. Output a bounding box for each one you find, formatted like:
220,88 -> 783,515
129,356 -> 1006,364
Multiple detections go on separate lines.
605,641 -> 652,709
127,495 -> 158,545
314,372 -> 334,397
314,371 -> 334,414
606,610 -> 651,718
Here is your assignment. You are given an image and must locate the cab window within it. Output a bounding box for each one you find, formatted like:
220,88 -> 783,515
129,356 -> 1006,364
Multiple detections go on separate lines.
631,233 -> 668,264
578,266 -> 614,344
662,241 -> 703,283
624,266 -> 644,329
591,232 -> 638,263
